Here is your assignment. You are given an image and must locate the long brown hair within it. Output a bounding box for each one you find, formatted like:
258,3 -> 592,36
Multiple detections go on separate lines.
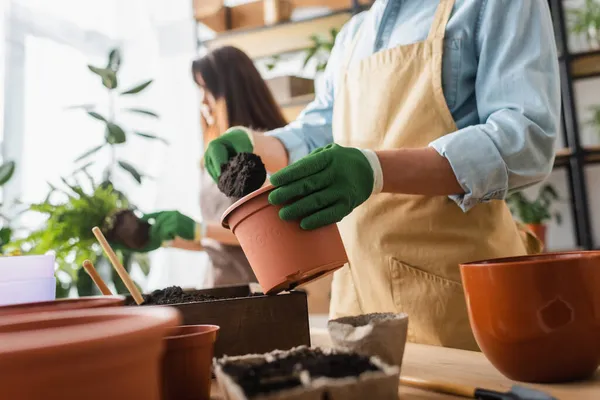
192,46 -> 287,145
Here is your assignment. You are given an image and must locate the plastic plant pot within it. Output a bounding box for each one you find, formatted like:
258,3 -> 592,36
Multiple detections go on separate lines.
460,251 -> 600,383
0,295 -> 126,317
221,185 -> 348,294
161,325 -> 220,400
0,254 -> 56,306
0,306 -> 181,400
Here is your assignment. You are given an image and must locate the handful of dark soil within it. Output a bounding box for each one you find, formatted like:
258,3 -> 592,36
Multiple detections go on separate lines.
218,152 -> 267,198
219,347 -> 380,398
102,209 -> 150,250
124,285 -> 265,306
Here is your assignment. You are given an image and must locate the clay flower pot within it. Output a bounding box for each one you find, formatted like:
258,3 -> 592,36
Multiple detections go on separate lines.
0,306 -> 181,400
525,223 -> 547,250
162,325 -> 220,400
0,295 -> 125,317
460,251 -> 600,383
221,185 -> 348,294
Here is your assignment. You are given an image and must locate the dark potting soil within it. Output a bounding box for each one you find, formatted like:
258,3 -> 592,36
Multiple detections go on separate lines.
102,209 -> 150,250
218,152 -> 266,198
125,285 -> 265,306
220,347 -> 380,398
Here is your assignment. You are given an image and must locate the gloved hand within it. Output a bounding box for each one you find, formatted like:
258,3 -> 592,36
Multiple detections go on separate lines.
268,144 -> 376,230
113,211 -> 202,253
204,127 -> 253,183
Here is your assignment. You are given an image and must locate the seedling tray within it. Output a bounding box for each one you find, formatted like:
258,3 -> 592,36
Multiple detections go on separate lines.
125,284 -> 310,357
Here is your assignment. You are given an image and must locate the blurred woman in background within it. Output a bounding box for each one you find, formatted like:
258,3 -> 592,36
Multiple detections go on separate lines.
118,46 -> 287,287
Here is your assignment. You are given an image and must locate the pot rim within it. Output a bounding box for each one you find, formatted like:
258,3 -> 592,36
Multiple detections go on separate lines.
165,324 -> 220,350
221,184 -> 275,229
460,250 -> 600,268
0,295 -> 126,315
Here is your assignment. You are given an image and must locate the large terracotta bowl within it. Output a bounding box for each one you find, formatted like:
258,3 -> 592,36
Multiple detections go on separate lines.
0,306 -> 181,400
222,184 -> 348,294
0,295 -> 125,317
460,251 -> 600,383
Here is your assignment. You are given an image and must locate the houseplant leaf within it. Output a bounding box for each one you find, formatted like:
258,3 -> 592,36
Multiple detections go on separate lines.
120,79 -> 153,95
87,111 -> 108,122
105,123 -> 127,144
107,48 -> 121,72
75,144 -> 105,162
123,108 -> 159,118
0,161 -> 16,186
118,160 -> 142,183
87,65 -> 118,89
134,132 -> 169,144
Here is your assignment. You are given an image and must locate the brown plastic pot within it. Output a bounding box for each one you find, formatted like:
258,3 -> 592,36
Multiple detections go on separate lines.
460,251 -> 600,383
162,325 -> 220,400
0,295 -> 125,317
0,306 -> 181,400
222,184 -> 348,294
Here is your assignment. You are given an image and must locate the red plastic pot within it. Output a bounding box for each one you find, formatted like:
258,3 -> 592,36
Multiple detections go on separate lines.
0,295 -> 125,317
162,325 -> 220,400
0,306 -> 181,400
222,184 -> 348,294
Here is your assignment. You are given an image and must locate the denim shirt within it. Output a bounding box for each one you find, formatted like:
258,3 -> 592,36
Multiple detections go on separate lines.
267,0 -> 561,211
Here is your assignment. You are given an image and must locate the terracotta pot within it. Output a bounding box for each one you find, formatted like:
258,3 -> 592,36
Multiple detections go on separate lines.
0,295 -> 125,317
222,185 -> 348,294
526,223 -> 547,250
0,306 -> 181,400
460,251 -> 600,383
162,325 -> 220,400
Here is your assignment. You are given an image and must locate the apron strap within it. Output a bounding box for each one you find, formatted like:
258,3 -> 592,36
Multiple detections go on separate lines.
426,0 -> 455,41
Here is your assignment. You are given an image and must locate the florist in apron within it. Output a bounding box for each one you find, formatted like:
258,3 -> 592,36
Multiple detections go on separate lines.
203,0 -> 560,350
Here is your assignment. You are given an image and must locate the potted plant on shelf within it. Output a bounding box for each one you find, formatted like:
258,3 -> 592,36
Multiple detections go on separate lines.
303,27 -> 340,72
506,184 -> 562,250
568,0 -> 600,48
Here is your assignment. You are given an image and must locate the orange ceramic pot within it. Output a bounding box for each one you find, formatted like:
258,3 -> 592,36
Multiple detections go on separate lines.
526,223 -> 547,250
460,251 -> 600,383
162,325 -> 220,400
222,185 -> 348,294
0,295 -> 125,317
0,306 -> 181,400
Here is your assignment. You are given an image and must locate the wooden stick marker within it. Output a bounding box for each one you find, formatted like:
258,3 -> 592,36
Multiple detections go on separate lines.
82,259 -> 113,296
92,226 -> 145,305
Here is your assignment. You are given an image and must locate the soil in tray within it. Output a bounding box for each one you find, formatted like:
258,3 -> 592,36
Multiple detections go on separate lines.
102,209 -> 150,250
218,152 -> 266,198
125,286 -> 264,306
220,347 -> 380,398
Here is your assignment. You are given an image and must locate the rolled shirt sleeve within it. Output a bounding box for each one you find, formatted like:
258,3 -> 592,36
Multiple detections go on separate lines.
429,0 -> 561,212
266,15 -> 363,164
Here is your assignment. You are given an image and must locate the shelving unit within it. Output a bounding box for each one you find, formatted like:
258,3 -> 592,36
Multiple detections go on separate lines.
195,0 -> 600,250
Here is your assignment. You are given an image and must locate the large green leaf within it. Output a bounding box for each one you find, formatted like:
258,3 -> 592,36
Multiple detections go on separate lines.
124,108 -> 159,118
87,111 -> 108,122
75,144 -> 105,162
118,160 -> 142,184
87,65 -> 118,89
120,79 -> 153,95
105,123 -> 127,144
0,227 -> 12,248
134,131 -> 169,144
0,161 -> 16,186
107,48 -> 122,72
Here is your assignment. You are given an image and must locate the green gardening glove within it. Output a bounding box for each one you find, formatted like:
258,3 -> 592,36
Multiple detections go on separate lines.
204,127 -> 253,183
268,144 -> 375,230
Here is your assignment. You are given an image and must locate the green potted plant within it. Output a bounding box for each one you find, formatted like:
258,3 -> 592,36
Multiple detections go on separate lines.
0,160 -> 17,254
506,184 -> 562,249
303,27 -> 339,72
568,0 -> 600,48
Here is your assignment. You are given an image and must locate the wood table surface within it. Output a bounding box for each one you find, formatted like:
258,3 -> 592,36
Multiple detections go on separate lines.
210,328 -> 600,400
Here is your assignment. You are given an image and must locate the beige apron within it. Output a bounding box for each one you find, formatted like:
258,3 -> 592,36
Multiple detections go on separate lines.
329,0 -> 531,351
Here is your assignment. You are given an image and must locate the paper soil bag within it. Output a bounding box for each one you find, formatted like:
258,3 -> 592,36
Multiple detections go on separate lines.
328,313 -> 408,369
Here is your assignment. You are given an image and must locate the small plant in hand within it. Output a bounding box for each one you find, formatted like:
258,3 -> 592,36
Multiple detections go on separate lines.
102,209 -> 150,250
218,153 -> 267,198
506,184 -> 562,225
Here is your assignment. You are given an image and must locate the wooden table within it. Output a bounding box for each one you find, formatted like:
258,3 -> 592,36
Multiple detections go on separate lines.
211,328 -> 600,400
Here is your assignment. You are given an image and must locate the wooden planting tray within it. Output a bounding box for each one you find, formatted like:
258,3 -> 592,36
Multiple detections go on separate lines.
125,284 -> 310,358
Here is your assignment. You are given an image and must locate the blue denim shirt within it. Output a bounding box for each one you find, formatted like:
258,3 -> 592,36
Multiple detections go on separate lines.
267,0 -> 561,211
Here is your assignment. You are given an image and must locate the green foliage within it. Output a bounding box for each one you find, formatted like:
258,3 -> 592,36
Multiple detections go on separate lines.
0,161 -> 16,186
304,28 -> 339,72
586,105 -> 600,140
568,0 -> 600,42
72,48 -> 167,182
0,160 -> 17,253
506,184 -> 562,225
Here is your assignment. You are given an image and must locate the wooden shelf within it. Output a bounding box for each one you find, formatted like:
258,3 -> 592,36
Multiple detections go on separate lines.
280,94 -> 314,121
203,10 -> 352,59
553,146 -> 600,167
570,50 -> 600,80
